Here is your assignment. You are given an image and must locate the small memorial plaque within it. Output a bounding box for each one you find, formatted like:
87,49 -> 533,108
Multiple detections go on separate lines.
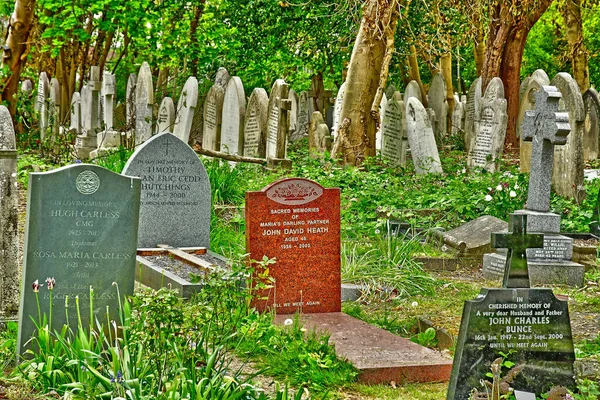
17,165 -> 141,354
246,178 -> 340,314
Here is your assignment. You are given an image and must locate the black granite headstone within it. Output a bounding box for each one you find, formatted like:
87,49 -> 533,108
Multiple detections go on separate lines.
447,214 -> 576,399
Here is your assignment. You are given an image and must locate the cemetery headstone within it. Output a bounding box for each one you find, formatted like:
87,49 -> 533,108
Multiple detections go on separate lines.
246,177 -> 341,314
451,100 -> 465,136
92,72 -> 120,157
375,92 -> 387,152
21,80 -> 33,96
551,73 -> 585,203
17,164 -> 141,353
464,78 -> 482,153
243,88 -> 269,158
266,79 -> 290,160
467,77 -> 508,172
126,73 -> 137,131
428,73 -> 448,141
220,76 -> 246,155
69,92 -> 81,134
307,75 -> 332,116
385,83 -> 397,100
202,69 -> 229,151
448,213 -> 576,399
135,62 -> 154,146
441,215 -> 507,257
582,88 -> 600,161
173,76 -> 198,143
483,86 -> 585,287
406,98 -> 443,174
156,97 -> 175,133
49,78 -> 61,148
291,91 -> 309,142
308,112 -> 330,158
288,89 -> 299,138
122,133 -> 211,248
403,80 -> 422,104
381,92 -> 407,166
0,106 -> 19,318
519,70 -> 550,172
75,66 -> 102,159
36,72 -> 50,142
331,82 -> 346,139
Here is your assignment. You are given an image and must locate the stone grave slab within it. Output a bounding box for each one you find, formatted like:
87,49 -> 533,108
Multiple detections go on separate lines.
134,62 -> 154,146
17,164 -> 141,354
246,178 -> 340,314
442,215 -> 507,256
122,133 -> 211,248
447,288 -> 575,399
0,106 -> 19,318
202,68 -> 229,151
275,312 -> 452,384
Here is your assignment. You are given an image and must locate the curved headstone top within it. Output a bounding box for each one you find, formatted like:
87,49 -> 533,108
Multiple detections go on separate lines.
122,133 -> 211,248
0,106 -> 16,150
173,76 -> 199,143
483,77 -> 505,101
243,87 -> 269,158
135,63 -> 154,106
403,80 -> 422,104
215,67 -> 230,87
405,97 -> 443,175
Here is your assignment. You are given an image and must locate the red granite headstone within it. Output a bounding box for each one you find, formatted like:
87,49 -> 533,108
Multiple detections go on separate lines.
246,178 -> 341,314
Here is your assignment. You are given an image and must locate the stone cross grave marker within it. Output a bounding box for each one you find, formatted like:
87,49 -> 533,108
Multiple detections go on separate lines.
220,76 -> 246,155
246,178 -> 340,314
519,70 -> 550,173
173,76 -> 198,143
122,133 -> 211,248
447,213 -> 576,399
307,75 -> 332,116
0,106 -> 19,318
491,214 -> 544,288
135,62 -> 154,146
243,88 -> 269,158
75,66 -> 102,159
156,97 -> 175,134
102,72 -> 116,131
522,86 -> 570,212
17,164 -> 141,354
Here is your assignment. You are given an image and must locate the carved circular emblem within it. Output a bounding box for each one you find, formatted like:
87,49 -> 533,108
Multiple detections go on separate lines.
76,170 -> 100,195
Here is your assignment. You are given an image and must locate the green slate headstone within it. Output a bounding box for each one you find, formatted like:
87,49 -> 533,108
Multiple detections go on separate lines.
17,164 -> 141,354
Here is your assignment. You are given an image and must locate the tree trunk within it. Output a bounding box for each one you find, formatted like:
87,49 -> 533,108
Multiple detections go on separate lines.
474,41 -> 485,77
441,52 -> 454,130
1,0 -> 35,114
561,0 -> 588,92
189,1 -> 206,77
407,44 -> 427,107
338,0 -> 400,165
481,0 -> 554,148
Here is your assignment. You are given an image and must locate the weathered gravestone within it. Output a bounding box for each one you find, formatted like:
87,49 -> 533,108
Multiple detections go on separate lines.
451,98 -> 465,136
467,77 -> 508,172
220,76 -> 246,155
385,83 -> 397,100
589,188 -> 600,237
483,86 -> 585,287
447,213 -> 576,399
375,92 -> 387,152
243,88 -> 269,158
266,79 -> 290,160
403,80 -> 422,105
202,68 -> 230,151
0,107 -> 19,319
135,62 -> 154,146
380,92 -> 407,166
308,112 -> 330,158
583,88 -> 600,161
17,164 -> 141,354
122,133 -> 211,248
75,67 -> 102,159
331,82 -> 346,139
21,80 -> 33,96
156,97 -> 175,134
406,97 -> 443,174
464,78 -> 482,153
291,91 -> 309,142
246,178 -> 340,314
36,72 -> 50,143
69,92 -> 81,134
173,77 -> 198,144
428,73 -> 448,142
49,78 -> 61,149
126,73 -> 137,131
288,89 -> 299,138
519,70 -> 550,173
92,72 -> 120,157
441,215 -> 508,257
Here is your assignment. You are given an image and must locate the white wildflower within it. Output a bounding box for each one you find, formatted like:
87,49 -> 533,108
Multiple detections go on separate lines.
510,190 -> 517,198
411,301 -> 418,308
284,318 -> 293,326
485,194 -> 493,202
496,184 -> 503,191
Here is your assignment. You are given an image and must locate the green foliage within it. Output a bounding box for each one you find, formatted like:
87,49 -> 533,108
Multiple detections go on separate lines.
0,321 -> 17,371
573,379 -> 600,400
410,327 -> 438,348
93,147 -> 134,173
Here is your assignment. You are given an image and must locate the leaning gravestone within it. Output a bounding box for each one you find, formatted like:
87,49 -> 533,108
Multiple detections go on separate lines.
291,91 -> 309,142
36,72 -> 50,142
265,79 -> 290,160
551,73 -> 585,203
447,214 -> 576,399
135,62 -> 154,146
406,97 -> 443,174
428,73 -> 448,141
483,86 -> 584,287
202,68 -> 230,151
156,97 -> 175,134
246,177 -> 341,314
519,70 -> 550,172
467,77 -> 508,172
464,78 -> 482,153
331,82 -> 346,139
173,76 -> 198,143
243,88 -> 269,158
220,76 -> 246,155
122,133 -> 211,248
17,164 -> 141,354
381,92 -> 407,166
583,88 -> 600,161
0,106 -> 19,319
69,92 -> 81,134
